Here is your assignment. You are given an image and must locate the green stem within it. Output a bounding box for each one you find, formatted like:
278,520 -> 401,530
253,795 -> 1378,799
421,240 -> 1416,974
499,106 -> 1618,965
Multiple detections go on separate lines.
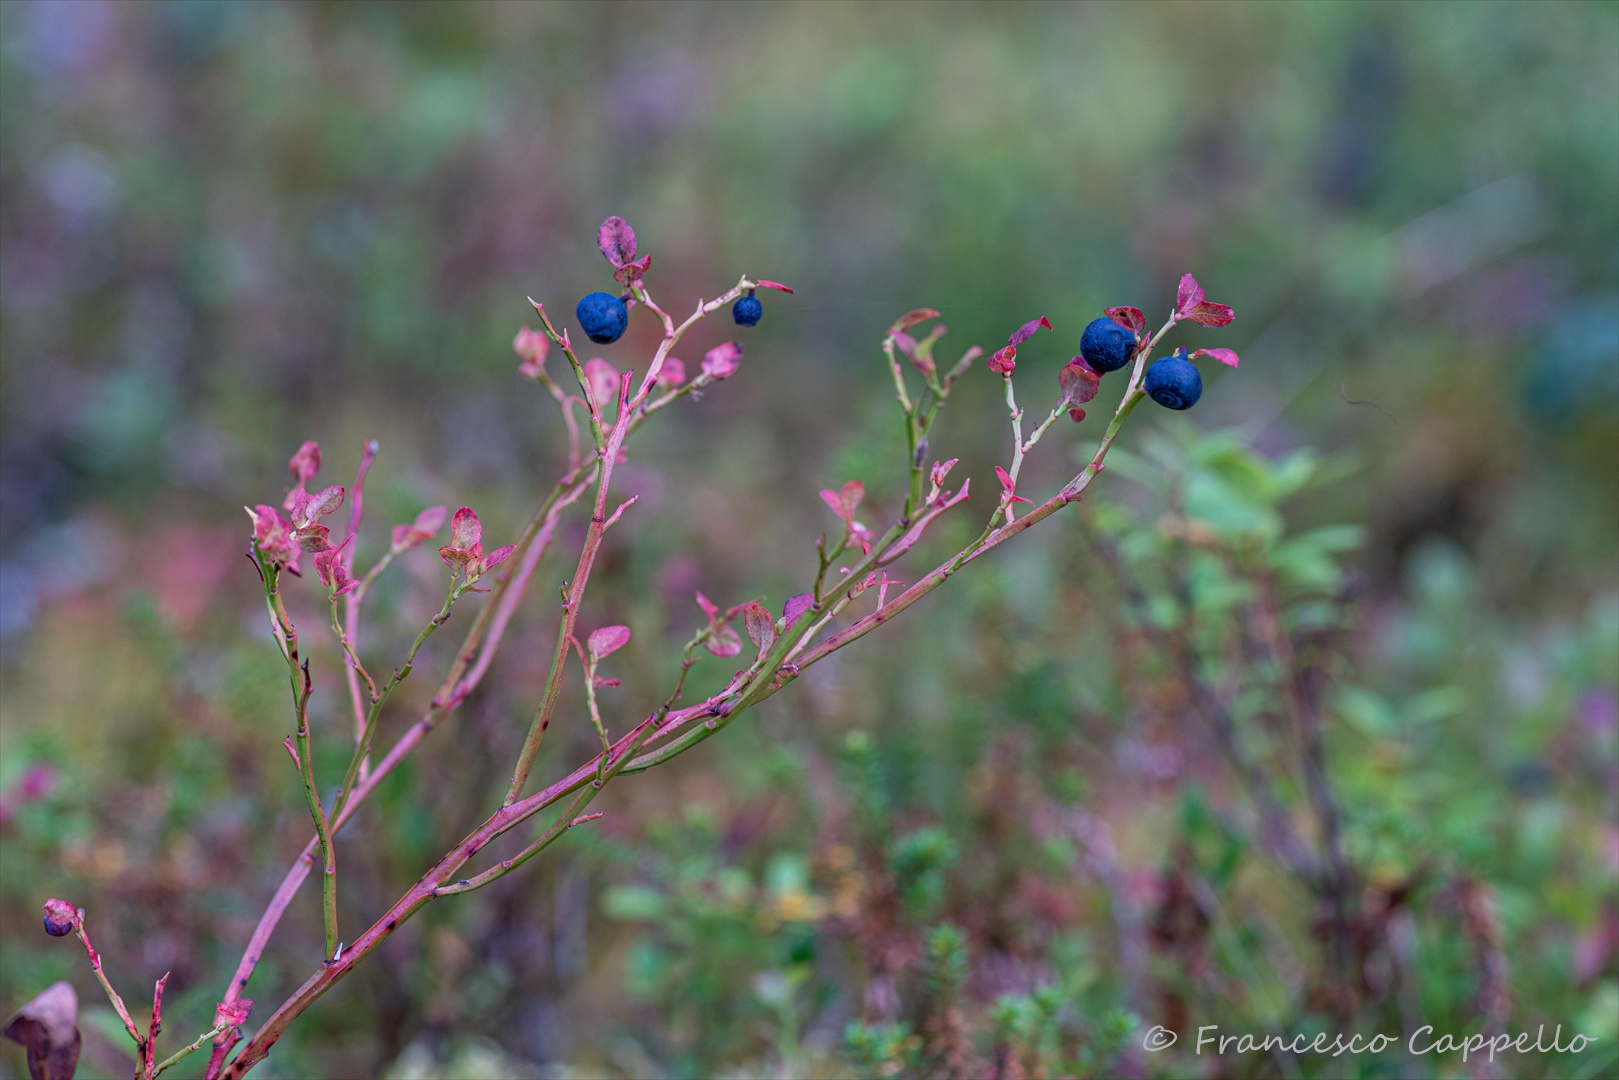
154,1023 -> 227,1077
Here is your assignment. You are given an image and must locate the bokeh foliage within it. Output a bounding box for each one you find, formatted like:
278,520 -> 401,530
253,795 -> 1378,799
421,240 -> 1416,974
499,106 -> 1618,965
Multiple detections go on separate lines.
1,2 -> 1615,1077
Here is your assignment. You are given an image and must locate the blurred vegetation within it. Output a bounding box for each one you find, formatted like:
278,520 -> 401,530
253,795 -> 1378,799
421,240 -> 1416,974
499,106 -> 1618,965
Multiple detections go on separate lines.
1,1 -> 1615,1077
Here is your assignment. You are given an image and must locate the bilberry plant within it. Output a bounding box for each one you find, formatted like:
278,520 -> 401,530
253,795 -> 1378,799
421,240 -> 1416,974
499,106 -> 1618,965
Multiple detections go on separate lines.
30,218 -> 1238,1078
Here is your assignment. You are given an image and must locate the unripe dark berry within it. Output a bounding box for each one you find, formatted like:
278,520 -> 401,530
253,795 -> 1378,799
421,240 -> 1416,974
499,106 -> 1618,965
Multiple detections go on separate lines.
42,898 -> 76,937
1144,352 -> 1202,410
1079,317 -> 1136,373
733,294 -> 763,327
576,292 -> 629,345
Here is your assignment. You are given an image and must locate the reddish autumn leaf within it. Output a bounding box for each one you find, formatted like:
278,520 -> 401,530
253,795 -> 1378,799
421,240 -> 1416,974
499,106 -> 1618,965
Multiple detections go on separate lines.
695,591 -> 720,624
288,441 -> 321,486
656,357 -> 687,387
583,357 -> 621,413
755,280 -> 794,293
588,625 -> 632,660
1191,347 -> 1241,368
1183,301 -> 1236,327
705,625 -> 743,658
890,308 -> 941,335
1106,306 -> 1147,335
783,593 -> 813,627
1059,361 -> 1101,406
391,506 -> 447,553
597,216 -> 637,268
987,346 -> 1018,374
216,998 -> 253,1030
1007,315 -> 1053,348
741,601 -> 776,653
995,465 -> 1033,505
449,507 -> 481,552
315,537 -> 358,596
613,254 -> 652,286
1068,407 -> 1087,423
1176,273 -> 1204,313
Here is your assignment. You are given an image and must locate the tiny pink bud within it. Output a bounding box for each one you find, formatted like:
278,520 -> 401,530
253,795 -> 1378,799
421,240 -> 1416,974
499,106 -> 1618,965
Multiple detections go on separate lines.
513,327 -> 550,377
656,357 -> 687,387
701,342 -> 742,380
583,357 -> 621,413
42,898 -> 77,937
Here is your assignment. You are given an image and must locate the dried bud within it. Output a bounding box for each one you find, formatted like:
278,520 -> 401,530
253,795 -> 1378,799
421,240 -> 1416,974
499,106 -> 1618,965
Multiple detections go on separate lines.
41,899 -> 76,937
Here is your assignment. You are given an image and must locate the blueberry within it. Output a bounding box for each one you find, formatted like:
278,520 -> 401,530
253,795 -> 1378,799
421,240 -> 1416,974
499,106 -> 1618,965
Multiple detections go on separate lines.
43,913 -> 72,937
1144,352 -> 1202,410
733,294 -> 763,327
1079,317 -> 1136,373
576,292 -> 629,345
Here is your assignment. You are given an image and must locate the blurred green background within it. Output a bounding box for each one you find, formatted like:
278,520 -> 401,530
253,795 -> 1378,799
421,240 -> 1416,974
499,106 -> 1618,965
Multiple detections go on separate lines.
1,2 -> 1615,1077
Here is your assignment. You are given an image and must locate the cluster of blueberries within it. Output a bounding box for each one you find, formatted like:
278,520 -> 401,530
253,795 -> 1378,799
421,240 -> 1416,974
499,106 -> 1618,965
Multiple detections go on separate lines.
1079,317 -> 1202,410
575,289 -> 764,346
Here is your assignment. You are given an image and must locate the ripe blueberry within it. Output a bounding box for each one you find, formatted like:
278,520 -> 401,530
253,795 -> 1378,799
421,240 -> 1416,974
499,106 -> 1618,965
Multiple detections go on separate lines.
733,293 -> 763,327
1079,317 -> 1136,373
576,292 -> 629,345
1144,351 -> 1202,410
43,913 -> 73,937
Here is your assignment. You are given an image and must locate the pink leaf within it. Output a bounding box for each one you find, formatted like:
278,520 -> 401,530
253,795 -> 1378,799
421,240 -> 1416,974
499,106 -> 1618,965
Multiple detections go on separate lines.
295,524 -> 332,553
288,441 -> 321,485
613,254 -> 652,286
1058,361 -> 1101,406
439,545 -> 475,569
695,591 -> 720,624
1176,273 -> 1204,314
701,341 -> 742,380
588,624 -> 632,660
705,625 -> 743,658
597,216 -> 637,268
216,999 -> 253,1029
1106,306 -> 1147,335
391,506 -> 447,552
783,593 -> 813,627
839,480 -> 865,514
593,675 -> 621,689
890,308 -> 941,335
483,544 -> 516,570
987,346 -> 1017,374
656,357 -> 686,386
755,279 -> 794,293
741,601 -> 775,653
302,485 -> 345,525
449,507 -> 482,552
1191,347 -> 1241,368
995,465 -> 1016,494
584,357 -> 621,412
1007,315 -> 1052,348
820,489 -> 850,521
1183,302 -> 1236,328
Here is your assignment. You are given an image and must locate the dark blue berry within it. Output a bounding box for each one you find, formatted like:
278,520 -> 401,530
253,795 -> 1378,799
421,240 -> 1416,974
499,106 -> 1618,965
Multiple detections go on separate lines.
1144,353 -> 1202,410
733,294 -> 763,327
1079,317 -> 1136,373
43,913 -> 73,937
576,292 -> 628,345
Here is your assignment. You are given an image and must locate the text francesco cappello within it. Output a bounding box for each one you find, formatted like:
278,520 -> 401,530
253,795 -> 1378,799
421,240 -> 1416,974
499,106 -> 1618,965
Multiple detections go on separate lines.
1139,1023 -> 1599,1063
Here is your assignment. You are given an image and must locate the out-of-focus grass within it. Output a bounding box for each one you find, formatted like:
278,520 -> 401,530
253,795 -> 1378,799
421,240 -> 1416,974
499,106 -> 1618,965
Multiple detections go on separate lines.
1,2 -> 1614,1077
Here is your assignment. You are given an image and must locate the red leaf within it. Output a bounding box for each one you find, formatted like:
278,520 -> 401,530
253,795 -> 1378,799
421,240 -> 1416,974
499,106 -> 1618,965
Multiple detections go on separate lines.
287,441 -> 321,485
391,506 -> 447,552
449,507 -> 481,552
742,602 -> 775,652
987,346 -> 1017,374
995,465 -> 1016,494
783,593 -> 813,627
597,216 -> 637,268
1007,315 -> 1052,348
1184,302 -> 1235,328
1058,361 -> 1101,405
1105,306 -> 1146,335
216,998 -> 253,1029
483,544 -> 516,571
1068,407 -> 1086,423
1191,347 -> 1241,368
588,625 -> 632,660
613,254 -> 652,286
656,357 -> 686,387
695,591 -> 720,624
1176,273 -> 1204,314
820,489 -> 851,521
890,308 -> 941,335
839,480 -> 865,514
755,280 -> 794,293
